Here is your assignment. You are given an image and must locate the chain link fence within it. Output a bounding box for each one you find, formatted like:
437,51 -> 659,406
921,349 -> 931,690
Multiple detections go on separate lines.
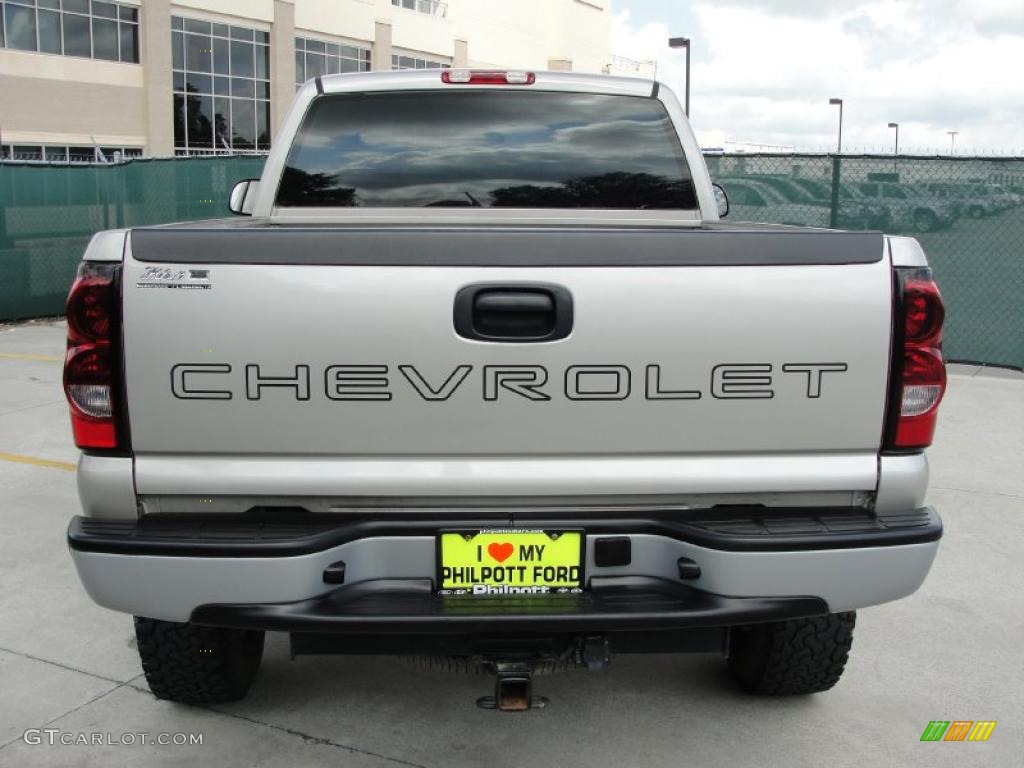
2,154 -> 1022,367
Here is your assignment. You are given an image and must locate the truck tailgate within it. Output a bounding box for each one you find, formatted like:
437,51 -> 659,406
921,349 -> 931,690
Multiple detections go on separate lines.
122,226 -> 892,498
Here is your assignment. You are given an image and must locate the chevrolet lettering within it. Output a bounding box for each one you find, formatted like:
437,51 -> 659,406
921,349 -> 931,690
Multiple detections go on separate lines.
168,362 -> 850,402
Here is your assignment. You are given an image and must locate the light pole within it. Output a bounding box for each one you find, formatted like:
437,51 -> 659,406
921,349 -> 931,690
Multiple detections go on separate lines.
888,122 -> 899,155
947,131 -> 959,154
668,37 -> 690,116
829,98 -> 843,153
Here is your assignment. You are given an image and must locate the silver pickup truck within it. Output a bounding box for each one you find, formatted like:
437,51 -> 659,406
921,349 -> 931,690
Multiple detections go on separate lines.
64,70 -> 946,710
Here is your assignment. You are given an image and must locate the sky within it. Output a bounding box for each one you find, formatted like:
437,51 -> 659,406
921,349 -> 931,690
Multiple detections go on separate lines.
610,0 -> 1024,153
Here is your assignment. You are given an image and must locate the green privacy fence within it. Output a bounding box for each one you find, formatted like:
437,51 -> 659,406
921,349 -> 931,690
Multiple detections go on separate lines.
1,154 -> 1022,367
0,156 -> 266,321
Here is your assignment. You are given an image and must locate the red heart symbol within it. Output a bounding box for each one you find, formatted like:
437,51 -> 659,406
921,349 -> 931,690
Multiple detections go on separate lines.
487,542 -> 514,563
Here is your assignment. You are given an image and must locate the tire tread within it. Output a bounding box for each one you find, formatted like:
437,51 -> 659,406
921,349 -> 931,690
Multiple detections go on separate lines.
134,617 -> 263,704
729,612 -> 855,695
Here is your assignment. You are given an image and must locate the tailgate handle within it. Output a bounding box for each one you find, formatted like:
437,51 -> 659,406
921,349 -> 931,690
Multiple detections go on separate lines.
454,284 -> 573,342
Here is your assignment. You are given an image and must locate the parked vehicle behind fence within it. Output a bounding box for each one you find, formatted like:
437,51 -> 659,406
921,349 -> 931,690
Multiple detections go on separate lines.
973,183 -> 1021,211
782,177 -> 894,230
922,182 -> 997,219
716,177 -> 830,227
855,181 -> 958,233
743,175 -> 889,230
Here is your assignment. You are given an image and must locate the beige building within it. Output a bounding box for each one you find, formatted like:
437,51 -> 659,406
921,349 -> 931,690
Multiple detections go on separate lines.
0,0 -> 610,160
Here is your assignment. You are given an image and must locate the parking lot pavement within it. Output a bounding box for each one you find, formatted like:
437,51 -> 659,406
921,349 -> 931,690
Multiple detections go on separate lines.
0,320 -> 1021,768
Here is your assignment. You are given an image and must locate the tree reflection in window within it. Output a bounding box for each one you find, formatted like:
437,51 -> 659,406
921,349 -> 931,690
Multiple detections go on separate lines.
276,91 -> 697,209
171,16 -> 270,154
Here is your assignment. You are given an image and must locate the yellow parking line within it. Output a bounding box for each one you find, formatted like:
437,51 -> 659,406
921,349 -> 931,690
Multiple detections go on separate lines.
0,352 -> 64,363
0,452 -> 76,471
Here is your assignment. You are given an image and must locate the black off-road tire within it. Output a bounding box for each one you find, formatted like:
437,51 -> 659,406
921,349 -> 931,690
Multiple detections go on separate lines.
727,612 -> 855,695
134,617 -> 265,704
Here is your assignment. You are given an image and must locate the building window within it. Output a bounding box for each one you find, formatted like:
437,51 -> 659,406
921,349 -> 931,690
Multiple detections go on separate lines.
391,0 -> 447,18
171,16 -> 271,154
11,144 -> 43,161
0,144 -> 143,162
295,36 -> 370,88
391,53 -> 450,70
0,0 -> 139,63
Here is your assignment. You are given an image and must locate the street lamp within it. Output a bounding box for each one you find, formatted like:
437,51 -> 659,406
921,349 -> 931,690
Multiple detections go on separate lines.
947,131 -> 959,154
668,37 -> 691,116
888,122 -> 899,155
829,98 -> 843,153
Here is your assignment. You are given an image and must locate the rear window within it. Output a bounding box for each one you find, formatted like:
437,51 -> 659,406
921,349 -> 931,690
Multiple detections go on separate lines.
275,91 -> 697,209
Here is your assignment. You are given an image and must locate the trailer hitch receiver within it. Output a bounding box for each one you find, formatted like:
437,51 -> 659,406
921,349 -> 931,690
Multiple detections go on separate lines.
476,663 -> 548,712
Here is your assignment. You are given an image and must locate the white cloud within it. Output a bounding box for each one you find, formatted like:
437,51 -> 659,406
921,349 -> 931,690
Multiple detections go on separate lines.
611,1 -> 1024,152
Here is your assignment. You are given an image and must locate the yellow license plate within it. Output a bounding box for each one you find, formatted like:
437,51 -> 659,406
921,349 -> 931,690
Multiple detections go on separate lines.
437,530 -> 584,595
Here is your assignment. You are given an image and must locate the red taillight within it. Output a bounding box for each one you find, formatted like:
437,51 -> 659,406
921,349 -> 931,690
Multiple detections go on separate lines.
64,263 -> 120,450
902,276 -> 944,346
441,69 -> 536,85
66,275 -> 116,343
886,267 -> 946,450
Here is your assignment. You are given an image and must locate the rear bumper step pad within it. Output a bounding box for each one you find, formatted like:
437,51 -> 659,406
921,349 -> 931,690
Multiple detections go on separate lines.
189,576 -> 829,634
68,506 -> 942,557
